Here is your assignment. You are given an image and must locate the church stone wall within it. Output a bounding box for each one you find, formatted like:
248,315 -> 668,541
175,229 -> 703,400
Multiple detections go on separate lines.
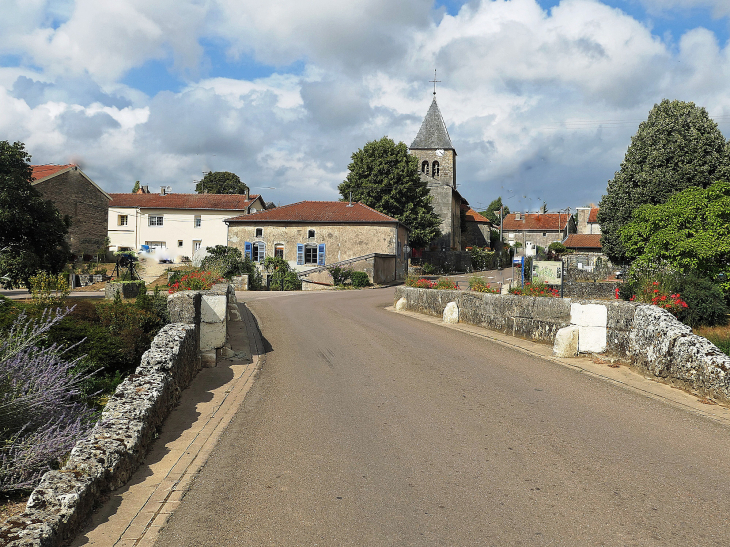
410,148 -> 455,188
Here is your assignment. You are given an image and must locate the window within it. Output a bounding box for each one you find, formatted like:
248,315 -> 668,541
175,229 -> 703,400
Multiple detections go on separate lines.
178,240 -> 183,247
194,215 -> 201,228
255,227 -> 263,237
274,244 -> 284,258
308,229 -> 315,239
421,161 -> 429,175
304,245 -> 318,264
149,215 -> 163,226
118,215 -> 128,226
542,232 -> 546,237
432,161 -> 440,176
253,242 -> 266,262
193,240 -> 202,252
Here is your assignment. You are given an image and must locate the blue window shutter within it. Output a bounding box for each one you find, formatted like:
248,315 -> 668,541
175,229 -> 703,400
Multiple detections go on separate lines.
297,244 -> 304,265
317,243 -> 326,266
260,242 -> 266,262
244,242 -> 252,259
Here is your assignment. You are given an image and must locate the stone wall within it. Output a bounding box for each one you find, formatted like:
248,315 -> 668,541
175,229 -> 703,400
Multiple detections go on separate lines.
394,286 -> 730,403
33,168 -> 110,258
418,250 -> 472,273
1,285 -> 240,547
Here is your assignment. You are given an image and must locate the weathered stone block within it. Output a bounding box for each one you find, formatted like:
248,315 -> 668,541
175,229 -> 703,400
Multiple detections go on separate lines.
578,326 -> 607,353
201,294 -> 227,323
443,302 -> 459,323
554,325 -> 579,357
570,303 -> 607,327
200,321 -> 226,351
395,297 -> 407,311
167,291 -> 201,324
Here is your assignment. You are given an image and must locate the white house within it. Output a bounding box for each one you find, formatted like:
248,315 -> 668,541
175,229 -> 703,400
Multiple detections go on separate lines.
108,191 -> 266,261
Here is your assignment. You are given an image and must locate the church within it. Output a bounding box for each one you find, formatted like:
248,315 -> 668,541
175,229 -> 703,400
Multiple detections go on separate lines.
409,95 -> 472,251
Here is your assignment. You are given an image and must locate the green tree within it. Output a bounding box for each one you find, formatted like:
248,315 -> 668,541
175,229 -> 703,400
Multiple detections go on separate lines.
479,197 -> 510,225
338,137 -> 440,248
195,171 -> 249,195
619,180 -> 730,296
598,99 -> 730,263
132,180 -> 140,193
0,141 -> 70,289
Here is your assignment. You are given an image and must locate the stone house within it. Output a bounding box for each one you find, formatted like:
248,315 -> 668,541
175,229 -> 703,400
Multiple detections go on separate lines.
31,164 -> 111,259
226,201 -> 409,286
564,234 -> 603,253
576,206 -> 601,234
502,212 -> 576,255
461,204 -> 492,248
409,96 -> 465,251
108,190 -> 266,262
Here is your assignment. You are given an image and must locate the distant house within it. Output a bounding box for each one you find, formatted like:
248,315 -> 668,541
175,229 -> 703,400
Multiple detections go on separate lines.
576,206 -> 601,234
108,190 -> 266,261
564,234 -> 602,253
225,201 -> 409,285
461,204 -> 492,248
31,164 -> 111,259
502,212 -> 576,255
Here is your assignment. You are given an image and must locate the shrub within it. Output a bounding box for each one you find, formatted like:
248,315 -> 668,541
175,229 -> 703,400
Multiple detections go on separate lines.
29,271 -> 69,308
434,278 -> 459,290
0,308 -> 97,493
669,275 -> 728,328
469,248 -> 496,271
329,266 -> 352,286
201,245 -> 262,289
469,277 -> 500,293
350,271 -> 370,288
509,281 -> 560,297
421,263 -> 438,275
264,257 -> 302,291
548,242 -> 568,254
405,276 -> 435,289
168,270 -> 223,293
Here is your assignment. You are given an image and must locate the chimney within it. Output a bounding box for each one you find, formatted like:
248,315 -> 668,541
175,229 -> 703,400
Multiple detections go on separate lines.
160,186 -> 166,196
246,188 -> 250,200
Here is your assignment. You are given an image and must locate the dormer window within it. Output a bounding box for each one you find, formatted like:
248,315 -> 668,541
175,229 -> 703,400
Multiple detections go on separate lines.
308,229 -> 315,239
421,161 -> 429,175
432,161 -> 440,176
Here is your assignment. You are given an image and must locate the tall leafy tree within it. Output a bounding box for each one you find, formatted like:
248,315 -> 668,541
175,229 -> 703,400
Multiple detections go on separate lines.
195,171 -> 249,195
338,137 -> 441,248
131,180 -> 140,193
0,141 -> 70,289
479,197 -> 510,225
598,99 -> 730,263
620,180 -> 730,296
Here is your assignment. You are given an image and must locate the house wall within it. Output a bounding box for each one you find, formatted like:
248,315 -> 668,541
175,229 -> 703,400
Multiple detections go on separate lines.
108,206 -> 253,261
227,222 -> 409,279
33,168 -> 110,257
576,208 -> 602,235
427,182 -> 461,251
463,221 -> 490,248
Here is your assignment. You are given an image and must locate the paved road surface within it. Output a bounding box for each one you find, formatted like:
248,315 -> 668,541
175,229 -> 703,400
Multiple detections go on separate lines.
155,288 -> 730,546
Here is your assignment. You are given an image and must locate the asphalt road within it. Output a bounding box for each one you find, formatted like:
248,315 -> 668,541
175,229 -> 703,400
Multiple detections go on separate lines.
155,288 -> 730,546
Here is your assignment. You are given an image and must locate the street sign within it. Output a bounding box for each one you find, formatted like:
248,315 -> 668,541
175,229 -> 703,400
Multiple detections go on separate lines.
532,261 -> 562,285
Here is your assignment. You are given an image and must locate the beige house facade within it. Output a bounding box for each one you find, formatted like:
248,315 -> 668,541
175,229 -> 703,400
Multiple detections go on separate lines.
226,201 -> 409,285
576,206 -> 601,234
108,192 -> 265,262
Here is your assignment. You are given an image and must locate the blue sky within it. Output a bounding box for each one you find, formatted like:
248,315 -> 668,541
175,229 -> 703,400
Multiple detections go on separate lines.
1,0 -> 729,212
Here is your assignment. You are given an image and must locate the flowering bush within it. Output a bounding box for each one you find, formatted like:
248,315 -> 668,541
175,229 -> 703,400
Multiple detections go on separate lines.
469,277 -> 500,294
29,271 -> 70,307
619,280 -> 688,317
168,270 -> 223,293
405,276 -> 459,290
509,281 -> 560,298
0,308 -> 97,492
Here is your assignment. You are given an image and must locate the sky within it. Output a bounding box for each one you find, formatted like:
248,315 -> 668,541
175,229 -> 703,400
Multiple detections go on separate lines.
2,0 -> 730,213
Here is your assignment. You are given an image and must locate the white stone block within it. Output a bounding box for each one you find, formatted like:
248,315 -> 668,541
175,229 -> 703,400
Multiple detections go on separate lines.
579,326 -> 607,353
553,325 -> 579,357
570,303 -> 607,327
395,297 -> 407,311
201,294 -> 227,323
200,321 -> 226,351
443,302 -> 459,324
200,350 -> 217,368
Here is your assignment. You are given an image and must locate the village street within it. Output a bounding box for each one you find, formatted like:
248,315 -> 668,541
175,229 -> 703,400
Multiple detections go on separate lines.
154,288 -> 730,546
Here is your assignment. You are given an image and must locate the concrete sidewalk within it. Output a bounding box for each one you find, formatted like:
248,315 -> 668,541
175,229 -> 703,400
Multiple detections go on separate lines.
70,301 -> 264,547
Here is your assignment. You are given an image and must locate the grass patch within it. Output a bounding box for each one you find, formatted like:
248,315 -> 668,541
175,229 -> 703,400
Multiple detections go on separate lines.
694,324 -> 730,357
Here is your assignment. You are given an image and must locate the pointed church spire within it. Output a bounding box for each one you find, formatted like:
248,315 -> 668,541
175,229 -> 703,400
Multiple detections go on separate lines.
410,97 -> 454,150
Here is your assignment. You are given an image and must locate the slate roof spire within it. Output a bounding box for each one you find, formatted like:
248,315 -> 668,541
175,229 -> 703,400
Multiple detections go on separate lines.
410,96 -> 454,150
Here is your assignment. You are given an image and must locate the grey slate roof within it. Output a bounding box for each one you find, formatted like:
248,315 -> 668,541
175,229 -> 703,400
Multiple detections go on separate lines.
410,97 -> 454,150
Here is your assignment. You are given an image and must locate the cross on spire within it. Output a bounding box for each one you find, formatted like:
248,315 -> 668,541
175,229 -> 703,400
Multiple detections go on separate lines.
430,69 -> 441,96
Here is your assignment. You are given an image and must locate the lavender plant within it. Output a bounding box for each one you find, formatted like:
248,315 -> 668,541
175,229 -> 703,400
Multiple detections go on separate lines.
0,307 -> 97,492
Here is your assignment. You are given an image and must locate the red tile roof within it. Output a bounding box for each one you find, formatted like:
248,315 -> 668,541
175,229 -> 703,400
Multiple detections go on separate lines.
109,193 -> 261,211
226,201 -> 402,225
32,164 -> 75,181
460,204 -> 491,224
502,213 -> 570,231
588,207 -> 599,223
564,234 -> 602,249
